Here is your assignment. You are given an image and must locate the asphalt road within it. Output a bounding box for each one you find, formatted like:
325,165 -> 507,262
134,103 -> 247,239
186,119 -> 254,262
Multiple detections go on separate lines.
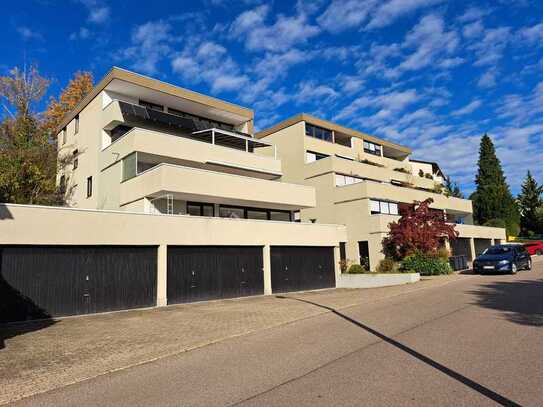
14,260 -> 543,406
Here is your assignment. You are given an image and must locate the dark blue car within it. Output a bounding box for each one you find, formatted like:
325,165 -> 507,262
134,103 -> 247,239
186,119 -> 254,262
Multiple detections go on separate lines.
473,244 -> 532,274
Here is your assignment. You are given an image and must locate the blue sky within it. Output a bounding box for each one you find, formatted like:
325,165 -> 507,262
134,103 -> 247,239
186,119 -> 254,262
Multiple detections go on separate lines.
2,0 -> 543,195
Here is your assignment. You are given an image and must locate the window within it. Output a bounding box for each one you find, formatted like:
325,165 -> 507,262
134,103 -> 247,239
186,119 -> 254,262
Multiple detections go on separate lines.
74,115 -> 79,134
306,150 -> 329,163
370,199 -> 398,215
62,128 -> 67,145
139,99 -> 164,111
363,141 -> 382,156
86,176 -> 92,198
270,211 -> 291,222
219,206 -> 245,219
247,209 -> 268,220
335,174 -> 363,187
187,202 -> 214,217
73,149 -> 79,170
110,125 -> 132,143
305,123 -> 333,142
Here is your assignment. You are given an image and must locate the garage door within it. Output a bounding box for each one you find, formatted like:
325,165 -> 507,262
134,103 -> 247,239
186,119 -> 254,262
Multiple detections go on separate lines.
0,246 -> 157,323
167,246 -> 263,304
271,246 -> 335,293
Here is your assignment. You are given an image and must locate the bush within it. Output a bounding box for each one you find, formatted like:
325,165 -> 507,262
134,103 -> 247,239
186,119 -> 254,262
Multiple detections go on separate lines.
346,264 -> 368,274
436,247 -> 450,260
376,258 -> 396,273
401,251 -> 452,276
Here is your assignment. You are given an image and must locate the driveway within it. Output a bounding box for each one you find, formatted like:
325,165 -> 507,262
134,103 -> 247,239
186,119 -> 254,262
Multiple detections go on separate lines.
3,258 -> 543,405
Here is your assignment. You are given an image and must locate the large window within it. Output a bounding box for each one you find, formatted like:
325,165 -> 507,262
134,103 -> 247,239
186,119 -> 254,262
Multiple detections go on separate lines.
187,202 -> 214,217
370,199 -> 398,215
219,205 -> 292,222
363,141 -> 382,156
306,150 -> 329,163
305,123 -> 333,142
335,174 -> 363,187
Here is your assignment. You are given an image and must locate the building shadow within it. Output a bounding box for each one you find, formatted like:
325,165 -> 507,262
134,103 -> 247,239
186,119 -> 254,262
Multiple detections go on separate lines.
276,295 -> 520,407
0,274 -> 56,350
469,278 -> 543,327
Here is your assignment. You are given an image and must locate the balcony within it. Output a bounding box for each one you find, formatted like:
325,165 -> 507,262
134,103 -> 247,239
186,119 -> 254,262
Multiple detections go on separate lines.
454,223 -> 506,240
334,180 -> 473,213
305,156 -> 436,189
101,127 -> 281,179
119,163 -> 316,210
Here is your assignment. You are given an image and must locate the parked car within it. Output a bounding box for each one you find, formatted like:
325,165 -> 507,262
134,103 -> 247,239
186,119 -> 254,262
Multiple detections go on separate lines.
473,244 -> 532,274
524,241 -> 543,256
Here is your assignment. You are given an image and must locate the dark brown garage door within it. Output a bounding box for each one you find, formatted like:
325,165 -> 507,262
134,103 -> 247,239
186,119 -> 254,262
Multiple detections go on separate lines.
0,246 -> 157,323
271,246 -> 335,293
167,246 -> 263,304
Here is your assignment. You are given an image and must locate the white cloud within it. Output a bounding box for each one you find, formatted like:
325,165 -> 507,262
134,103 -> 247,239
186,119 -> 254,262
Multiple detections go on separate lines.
457,7 -> 491,23
231,5 -> 320,52
477,69 -> 498,88
172,41 -> 249,93
462,20 -> 484,39
469,26 -> 511,67
318,0 -> 377,33
385,14 -> 459,77
294,80 -> 338,105
69,27 -> 91,41
119,20 -> 172,75
16,26 -> 42,40
366,0 -> 444,30
79,1 -> 110,24
451,100 -> 482,116
518,22 -> 543,44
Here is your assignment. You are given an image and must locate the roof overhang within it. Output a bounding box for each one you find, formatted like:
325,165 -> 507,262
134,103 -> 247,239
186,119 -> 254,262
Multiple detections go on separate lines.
255,113 -> 411,155
56,67 -> 254,134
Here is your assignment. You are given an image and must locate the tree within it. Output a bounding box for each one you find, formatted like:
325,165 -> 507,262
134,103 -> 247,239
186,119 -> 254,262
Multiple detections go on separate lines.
444,175 -> 464,198
518,171 -> 543,236
470,134 -> 520,236
43,71 -> 93,136
0,66 -> 90,205
382,198 -> 459,260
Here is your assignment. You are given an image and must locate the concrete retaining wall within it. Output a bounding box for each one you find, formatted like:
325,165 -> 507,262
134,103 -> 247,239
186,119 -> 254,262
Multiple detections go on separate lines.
337,273 -> 420,289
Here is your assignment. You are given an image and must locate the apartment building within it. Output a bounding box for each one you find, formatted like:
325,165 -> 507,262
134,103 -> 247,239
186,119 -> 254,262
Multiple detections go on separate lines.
0,69 -> 347,322
256,114 -> 506,270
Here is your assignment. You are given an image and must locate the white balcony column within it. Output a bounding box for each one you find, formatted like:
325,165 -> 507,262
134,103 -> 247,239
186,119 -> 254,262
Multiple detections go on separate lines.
263,244 -> 272,295
469,238 -> 476,263
245,139 -> 249,152
274,145 -> 277,160
157,244 -> 168,307
211,129 -> 215,145
331,130 -> 335,144
334,245 -> 341,287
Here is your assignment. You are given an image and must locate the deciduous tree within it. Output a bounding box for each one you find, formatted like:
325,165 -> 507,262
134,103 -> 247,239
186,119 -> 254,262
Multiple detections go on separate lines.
43,71 -> 93,136
382,198 -> 458,260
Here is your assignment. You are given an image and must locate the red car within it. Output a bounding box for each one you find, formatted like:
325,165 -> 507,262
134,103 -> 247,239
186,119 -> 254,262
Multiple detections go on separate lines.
524,241 -> 543,256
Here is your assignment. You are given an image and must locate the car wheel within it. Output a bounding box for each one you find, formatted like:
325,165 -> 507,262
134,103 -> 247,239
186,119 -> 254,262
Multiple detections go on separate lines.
511,263 -> 518,274
537,250 -> 542,256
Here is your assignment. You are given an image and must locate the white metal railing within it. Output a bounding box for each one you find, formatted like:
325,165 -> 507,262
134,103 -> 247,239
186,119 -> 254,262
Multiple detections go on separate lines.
192,128 -> 277,159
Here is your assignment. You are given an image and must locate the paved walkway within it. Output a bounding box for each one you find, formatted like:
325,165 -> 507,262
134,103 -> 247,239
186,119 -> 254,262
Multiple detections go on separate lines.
0,274 -> 466,404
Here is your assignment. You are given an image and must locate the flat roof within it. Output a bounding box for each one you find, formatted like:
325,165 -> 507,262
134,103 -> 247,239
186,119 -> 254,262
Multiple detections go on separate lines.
56,67 -> 254,133
255,113 -> 412,154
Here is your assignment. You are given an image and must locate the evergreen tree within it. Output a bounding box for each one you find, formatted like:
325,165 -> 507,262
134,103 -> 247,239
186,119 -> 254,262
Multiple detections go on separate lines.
518,171 -> 543,235
470,134 -> 520,236
444,175 -> 464,198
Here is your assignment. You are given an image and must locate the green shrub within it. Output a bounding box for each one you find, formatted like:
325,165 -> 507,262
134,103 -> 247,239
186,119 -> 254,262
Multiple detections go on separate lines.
376,258 -> 396,273
346,264 -> 368,274
401,251 -> 452,276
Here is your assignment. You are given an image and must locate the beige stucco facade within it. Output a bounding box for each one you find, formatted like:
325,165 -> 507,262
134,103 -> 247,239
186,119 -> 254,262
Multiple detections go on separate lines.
257,114 -> 506,270
0,203 -> 347,301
